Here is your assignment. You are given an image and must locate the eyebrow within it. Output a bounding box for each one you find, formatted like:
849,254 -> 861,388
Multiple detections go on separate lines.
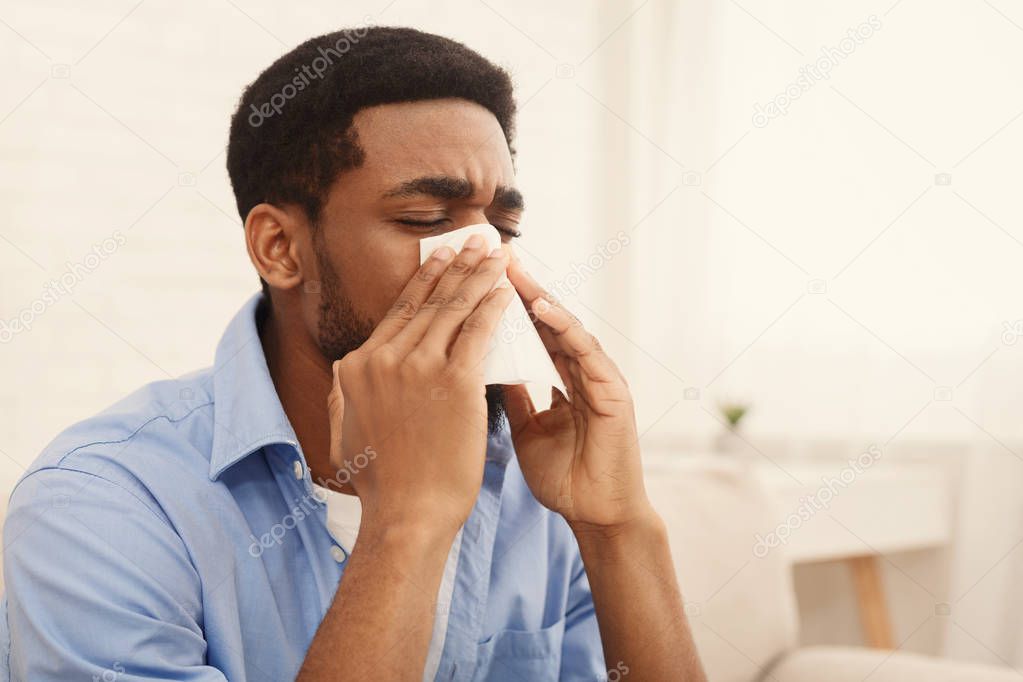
382,176 -> 525,211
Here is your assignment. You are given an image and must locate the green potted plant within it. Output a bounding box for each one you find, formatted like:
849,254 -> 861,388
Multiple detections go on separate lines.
714,401 -> 749,455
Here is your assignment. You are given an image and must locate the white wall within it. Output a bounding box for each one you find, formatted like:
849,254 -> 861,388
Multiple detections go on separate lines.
2,0 -> 1023,670
0,0 -> 605,492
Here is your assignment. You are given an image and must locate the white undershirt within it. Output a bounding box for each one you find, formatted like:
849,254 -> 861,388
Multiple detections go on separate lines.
313,483 -> 463,682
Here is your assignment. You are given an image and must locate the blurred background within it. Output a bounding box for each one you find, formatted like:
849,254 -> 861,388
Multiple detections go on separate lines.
2,0 -> 1022,678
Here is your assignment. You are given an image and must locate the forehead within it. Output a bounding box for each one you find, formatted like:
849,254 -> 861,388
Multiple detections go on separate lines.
348,99 -> 515,188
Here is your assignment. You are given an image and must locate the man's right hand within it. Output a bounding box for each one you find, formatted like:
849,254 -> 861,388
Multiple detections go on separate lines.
299,236 -> 513,681
327,233 -> 513,541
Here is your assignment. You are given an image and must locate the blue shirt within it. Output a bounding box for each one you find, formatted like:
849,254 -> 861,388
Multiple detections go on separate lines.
0,294 -> 604,681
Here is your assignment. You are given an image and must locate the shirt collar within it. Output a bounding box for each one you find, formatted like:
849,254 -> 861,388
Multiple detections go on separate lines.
486,417 -> 514,466
209,293 -> 299,481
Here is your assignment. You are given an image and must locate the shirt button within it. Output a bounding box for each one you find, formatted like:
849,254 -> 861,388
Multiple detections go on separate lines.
330,545 -> 346,563
292,460 -> 304,480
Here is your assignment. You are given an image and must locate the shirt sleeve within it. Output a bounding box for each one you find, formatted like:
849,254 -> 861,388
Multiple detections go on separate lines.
559,546 -> 606,681
3,467 -> 228,682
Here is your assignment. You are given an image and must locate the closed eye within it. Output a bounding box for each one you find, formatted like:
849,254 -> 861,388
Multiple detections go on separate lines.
395,218 -> 520,239
494,226 -> 521,239
395,218 -> 448,229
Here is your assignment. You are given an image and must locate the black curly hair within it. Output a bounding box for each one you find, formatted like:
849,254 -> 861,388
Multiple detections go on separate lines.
227,25 -> 517,232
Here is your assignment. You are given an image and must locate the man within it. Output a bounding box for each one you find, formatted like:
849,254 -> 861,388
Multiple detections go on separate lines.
1,27 -> 705,681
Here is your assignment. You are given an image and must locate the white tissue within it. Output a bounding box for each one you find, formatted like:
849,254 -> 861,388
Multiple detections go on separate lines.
419,224 -> 566,396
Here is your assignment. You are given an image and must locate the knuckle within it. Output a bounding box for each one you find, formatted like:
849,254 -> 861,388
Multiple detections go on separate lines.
559,312 -> 582,331
369,345 -> 400,371
446,292 -> 473,311
424,293 -> 448,309
461,313 -> 488,332
338,352 -> 361,373
337,357 -> 364,389
447,259 -> 474,276
473,258 -> 501,276
404,350 -> 436,374
439,363 -> 471,386
386,297 -> 418,320
471,269 -> 503,290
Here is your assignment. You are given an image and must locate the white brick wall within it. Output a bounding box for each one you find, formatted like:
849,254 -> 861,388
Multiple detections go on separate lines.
0,0 -> 608,512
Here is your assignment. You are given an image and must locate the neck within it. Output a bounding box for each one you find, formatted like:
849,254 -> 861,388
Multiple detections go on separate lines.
260,299 -> 336,486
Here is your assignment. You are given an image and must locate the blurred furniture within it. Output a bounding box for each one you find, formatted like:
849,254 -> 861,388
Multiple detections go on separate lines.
643,456 -> 1016,682
759,462 -> 951,649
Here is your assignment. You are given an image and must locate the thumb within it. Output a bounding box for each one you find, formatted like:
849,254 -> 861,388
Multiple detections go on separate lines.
327,360 -> 345,467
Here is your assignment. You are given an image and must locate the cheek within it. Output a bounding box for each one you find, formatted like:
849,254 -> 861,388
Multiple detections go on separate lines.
370,263 -> 418,321
344,234 -> 422,323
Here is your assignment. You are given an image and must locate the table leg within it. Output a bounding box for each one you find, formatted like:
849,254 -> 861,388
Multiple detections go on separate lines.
847,555 -> 894,648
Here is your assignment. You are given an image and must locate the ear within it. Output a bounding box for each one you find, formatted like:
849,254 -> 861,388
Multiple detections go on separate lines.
244,203 -> 306,291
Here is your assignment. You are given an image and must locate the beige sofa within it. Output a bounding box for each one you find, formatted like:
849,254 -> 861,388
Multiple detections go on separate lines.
643,457 -> 1018,682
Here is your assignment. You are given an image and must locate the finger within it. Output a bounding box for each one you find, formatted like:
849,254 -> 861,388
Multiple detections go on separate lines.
388,234 -> 492,354
551,385 -> 569,409
530,297 -> 619,383
327,360 -> 345,467
519,282 -> 630,394
534,321 -> 576,403
447,284 -> 515,370
507,256 -> 594,365
554,353 -> 604,414
552,353 -> 576,402
420,247 -> 510,353
506,256 -> 546,304
563,356 -> 604,414
502,383 -> 536,436
361,245 -> 455,351
570,350 -> 631,411
324,361 -> 359,494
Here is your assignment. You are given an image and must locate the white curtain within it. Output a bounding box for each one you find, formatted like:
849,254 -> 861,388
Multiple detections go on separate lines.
589,0 -> 1023,666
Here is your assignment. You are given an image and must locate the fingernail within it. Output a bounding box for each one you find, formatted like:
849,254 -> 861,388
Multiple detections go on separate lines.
534,298 -> 551,314
430,246 -> 454,262
464,234 -> 485,250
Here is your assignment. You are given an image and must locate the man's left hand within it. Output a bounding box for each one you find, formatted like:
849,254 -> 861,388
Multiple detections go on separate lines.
503,257 -> 655,533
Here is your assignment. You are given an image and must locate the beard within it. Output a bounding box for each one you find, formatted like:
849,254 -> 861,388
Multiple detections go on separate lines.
314,250 -> 507,437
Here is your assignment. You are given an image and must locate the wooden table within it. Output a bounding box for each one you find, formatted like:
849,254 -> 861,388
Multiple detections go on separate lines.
756,461 -> 951,649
